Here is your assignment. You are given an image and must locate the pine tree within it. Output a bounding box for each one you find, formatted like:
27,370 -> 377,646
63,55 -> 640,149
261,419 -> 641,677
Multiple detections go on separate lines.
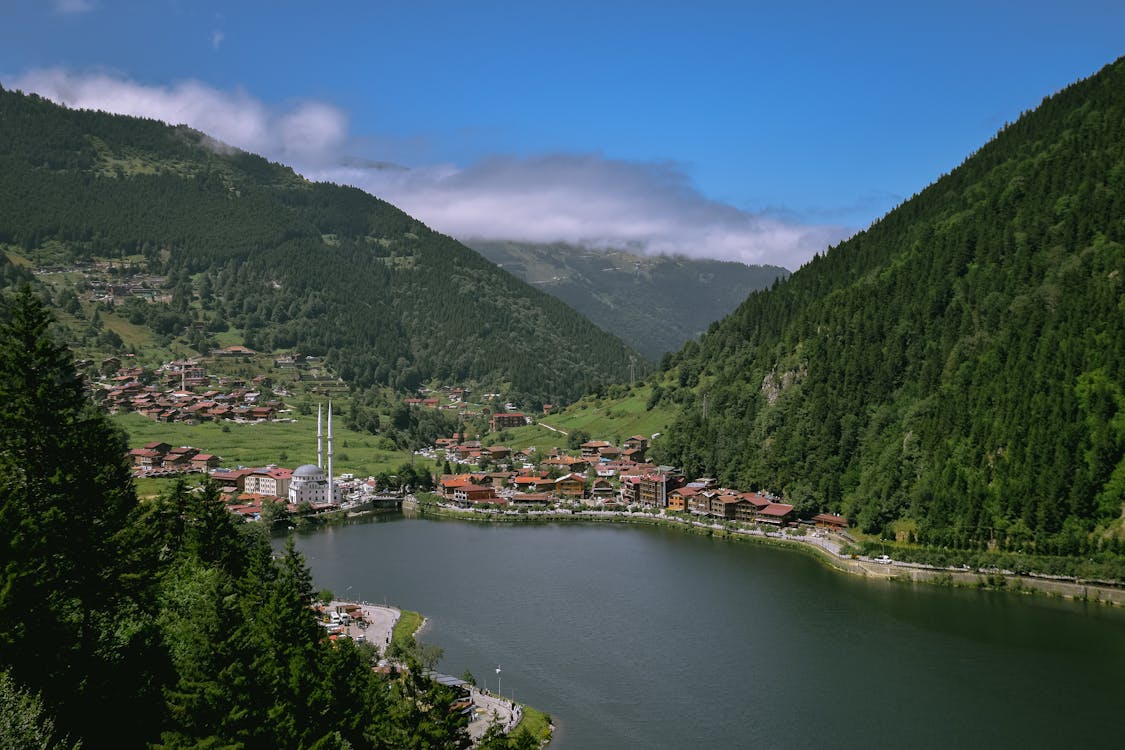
0,286 -> 149,744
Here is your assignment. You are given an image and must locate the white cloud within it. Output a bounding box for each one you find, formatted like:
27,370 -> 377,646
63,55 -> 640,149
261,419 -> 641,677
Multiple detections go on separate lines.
53,0 -> 94,14
317,156 -> 850,269
211,30 -> 225,50
6,69 -> 849,270
8,68 -> 349,166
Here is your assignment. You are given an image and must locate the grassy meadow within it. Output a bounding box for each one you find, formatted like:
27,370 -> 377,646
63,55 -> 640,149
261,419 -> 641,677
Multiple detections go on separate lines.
538,384 -> 673,444
112,411 -> 418,479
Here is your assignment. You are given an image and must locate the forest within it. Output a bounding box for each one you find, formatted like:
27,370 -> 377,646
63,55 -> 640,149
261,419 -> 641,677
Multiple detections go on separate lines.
468,239 -> 788,361
0,287 -> 544,748
652,56 -> 1125,559
0,84 -> 642,409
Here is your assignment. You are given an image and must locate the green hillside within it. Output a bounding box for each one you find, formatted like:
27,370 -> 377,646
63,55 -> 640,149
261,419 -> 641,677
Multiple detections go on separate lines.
470,239 -> 788,361
654,57 -> 1125,556
0,85 -> 643,407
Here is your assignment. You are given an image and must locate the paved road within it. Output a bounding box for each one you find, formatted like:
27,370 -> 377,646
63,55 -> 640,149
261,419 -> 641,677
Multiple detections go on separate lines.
330,601 -> 400,652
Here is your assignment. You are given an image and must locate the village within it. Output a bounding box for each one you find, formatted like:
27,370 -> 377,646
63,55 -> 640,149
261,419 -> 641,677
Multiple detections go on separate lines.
94,348 -> 290,424
126,409 -> 850,536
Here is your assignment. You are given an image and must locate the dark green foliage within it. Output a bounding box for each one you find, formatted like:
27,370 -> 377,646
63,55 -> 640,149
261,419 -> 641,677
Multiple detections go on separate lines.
0,291 -> 471,747
0,87 -> 640,405
470,240 -> 788,361
656,57 -> 1125,556
0,286 -> 159,745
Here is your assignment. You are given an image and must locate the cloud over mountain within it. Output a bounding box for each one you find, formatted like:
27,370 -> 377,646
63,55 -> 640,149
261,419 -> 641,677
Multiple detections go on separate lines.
8,69 -> 849,269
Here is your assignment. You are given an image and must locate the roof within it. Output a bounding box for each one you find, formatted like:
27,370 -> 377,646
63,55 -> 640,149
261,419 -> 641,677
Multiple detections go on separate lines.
742,492 -> 771,507
759,503 -> 795,517
812,513 -> 849,526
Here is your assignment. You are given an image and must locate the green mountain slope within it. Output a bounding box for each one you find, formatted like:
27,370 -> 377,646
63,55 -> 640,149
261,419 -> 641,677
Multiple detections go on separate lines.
468,240 -> 788,361
0,85 -> 641,405
654,57 -> 1125,555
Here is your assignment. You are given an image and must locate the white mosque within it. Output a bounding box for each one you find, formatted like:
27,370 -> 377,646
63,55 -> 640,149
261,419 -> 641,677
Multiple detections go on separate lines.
288,402 -> 343,505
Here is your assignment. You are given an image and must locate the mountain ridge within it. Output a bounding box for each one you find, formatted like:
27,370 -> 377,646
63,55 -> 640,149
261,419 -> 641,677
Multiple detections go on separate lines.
468,239 -> 788,361
653,56 -> 1125,554
0,85 -> 644,407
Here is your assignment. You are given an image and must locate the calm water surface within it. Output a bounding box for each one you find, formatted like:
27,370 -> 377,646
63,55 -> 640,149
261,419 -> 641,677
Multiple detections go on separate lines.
284,516 -> 1125,749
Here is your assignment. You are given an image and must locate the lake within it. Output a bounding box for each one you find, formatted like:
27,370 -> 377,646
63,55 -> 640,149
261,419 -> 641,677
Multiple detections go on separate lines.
284,515 -> 1125,749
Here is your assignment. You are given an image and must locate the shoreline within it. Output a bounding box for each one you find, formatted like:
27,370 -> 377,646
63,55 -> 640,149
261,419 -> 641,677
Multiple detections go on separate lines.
330,599 -> 554,747
406,501 -> 1125,606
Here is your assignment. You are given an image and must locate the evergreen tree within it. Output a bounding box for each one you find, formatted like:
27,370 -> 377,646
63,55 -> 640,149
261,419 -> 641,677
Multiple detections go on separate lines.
0,286 -> 158,745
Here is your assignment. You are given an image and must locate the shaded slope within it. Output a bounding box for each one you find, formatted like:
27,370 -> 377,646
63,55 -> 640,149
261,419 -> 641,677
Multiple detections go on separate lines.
469,239 -> 788,361
656,57 -> 1125,554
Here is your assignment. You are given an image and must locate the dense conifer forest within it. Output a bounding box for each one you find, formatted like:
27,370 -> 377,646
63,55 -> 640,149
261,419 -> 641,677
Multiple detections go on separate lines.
653,57 -> 1125,558
468,239 -> 789,361
0,85 -> 641,407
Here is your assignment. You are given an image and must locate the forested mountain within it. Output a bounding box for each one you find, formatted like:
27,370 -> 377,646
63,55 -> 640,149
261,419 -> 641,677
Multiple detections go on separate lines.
468,240 -> 788,361
654,57 -> 1125,556
0,85 -> 640,406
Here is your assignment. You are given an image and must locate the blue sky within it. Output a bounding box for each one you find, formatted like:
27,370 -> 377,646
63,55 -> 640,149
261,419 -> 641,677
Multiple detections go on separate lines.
3,1 -> 1123,269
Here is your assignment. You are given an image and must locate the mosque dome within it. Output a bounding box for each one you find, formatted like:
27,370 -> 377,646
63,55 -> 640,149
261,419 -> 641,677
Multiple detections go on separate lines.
292,464 -> 326,480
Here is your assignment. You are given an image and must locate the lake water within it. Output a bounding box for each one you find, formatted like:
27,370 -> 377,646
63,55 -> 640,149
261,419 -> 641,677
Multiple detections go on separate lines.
284,515 -> 1125,749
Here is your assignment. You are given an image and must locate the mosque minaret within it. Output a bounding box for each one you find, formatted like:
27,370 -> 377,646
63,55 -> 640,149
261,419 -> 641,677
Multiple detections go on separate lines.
288,401 -> 339,506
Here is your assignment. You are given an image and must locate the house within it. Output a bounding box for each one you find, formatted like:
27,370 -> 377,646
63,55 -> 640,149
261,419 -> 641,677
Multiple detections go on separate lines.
667,486 -> 698,512
512,475 -> 544,492
637,473 -> 679,508
243,467 -> 293,498
487,472 -> 515,489
555,473 -> 587,499
452,484 -> 498,506
707,492 -> 743,519
621,447 -> 646,463
485,445 -> 512,461
686,491 -> 712,515
811,513 -> 849,530
590,478 -> 615,498
594,446 -> 619,461
190,453 -> 221,472
620,476 -> 642,505
489,412 -> 527,431
129,448 -> 163,470
757,503 -> 795,526
623,435 -> 649,451
579,440 -> 611,458
510,492 -> 551,505
440,475 -> 476,498
162,446 -> 199,469
542,455 -> 588,473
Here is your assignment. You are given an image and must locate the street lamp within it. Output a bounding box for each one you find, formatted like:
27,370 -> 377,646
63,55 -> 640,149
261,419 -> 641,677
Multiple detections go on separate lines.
496,665 -> 501,697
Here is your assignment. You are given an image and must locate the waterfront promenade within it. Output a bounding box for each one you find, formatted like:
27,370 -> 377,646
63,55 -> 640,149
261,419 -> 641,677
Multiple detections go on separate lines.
328,600 -> 523,743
